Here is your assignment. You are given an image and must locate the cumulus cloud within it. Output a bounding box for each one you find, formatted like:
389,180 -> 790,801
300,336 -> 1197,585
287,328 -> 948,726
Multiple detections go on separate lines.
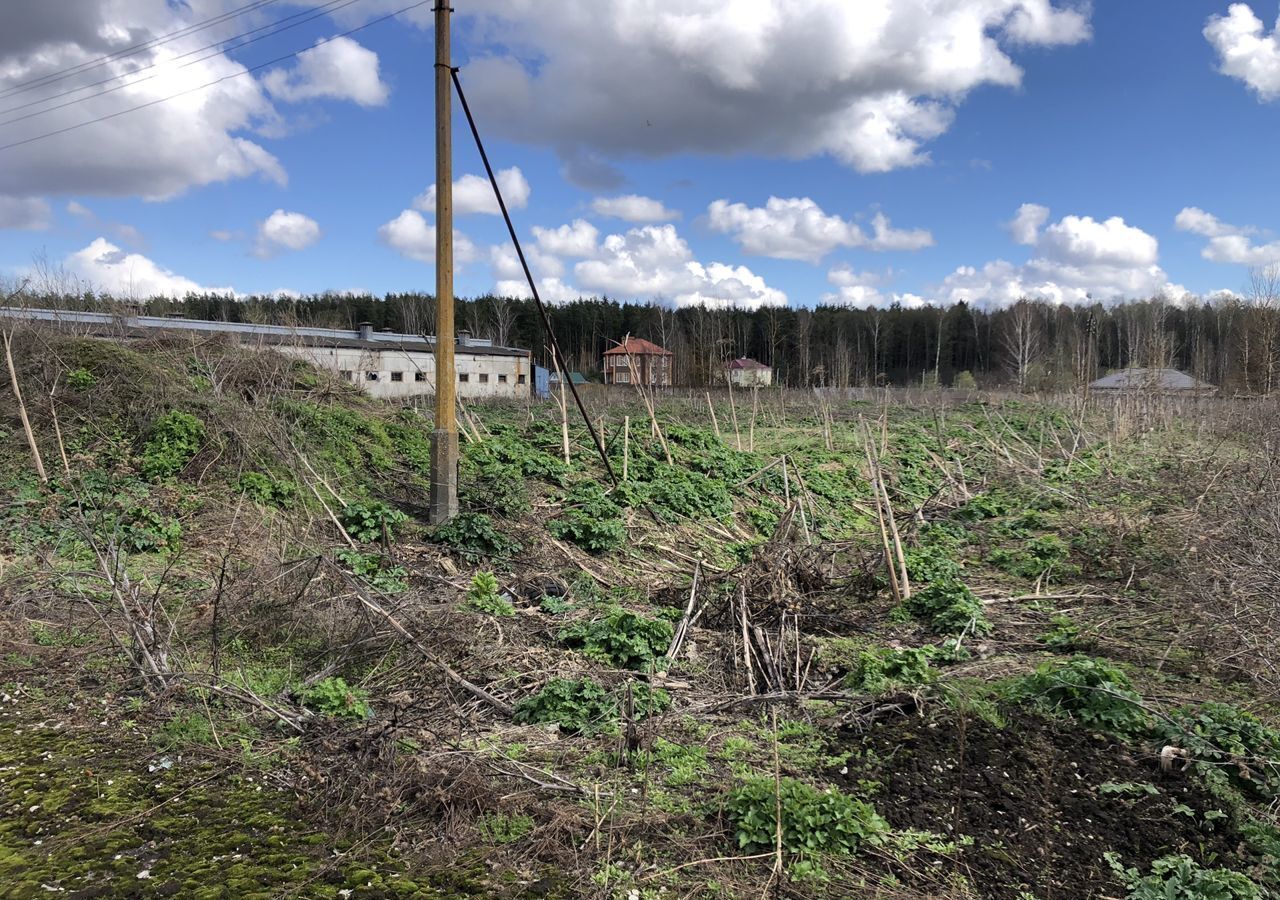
937,206 -> 1181,306
415,168 -> 530,217
707,197 -> 932,262
591,195 -> 680,223
377,210 -> 480,267
263,37 -> 389,107
455,0 -> 1090,174
821,265 -> 929,309
1205,3 -> 1280,100
569,223 -> 786,309
254,210 -> 322,258
1008,203 -> 1050,245
533,219 -> 601,258
66,200 -> 145,247
63,237 -> 230,298
0,196 -> 52,230
1176,206 -> 1280,265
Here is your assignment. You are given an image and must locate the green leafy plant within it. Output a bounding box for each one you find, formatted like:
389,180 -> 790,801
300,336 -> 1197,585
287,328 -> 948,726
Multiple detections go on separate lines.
477,812 -> 534,845
467,571 -> 514,616
1038,615 -> 1091,652
548,483 -> 626,554
235,472 -> 298,509
140,410 -> 205,480
1105,853 -> 1261,900
558,606 -> 673,670
66,367 -> 97,390
337,549 -> 408,594
989,534 -> 1076,580
844,645 -> 938,694
301,676 -> 373,720
727,776 -> 888,857
432,511 -> 522,562
119,506 -> 183,553
902,545 -> 992,636
1007,656 -> 1150,736
513,678 -> 669,735
1098,781 -> 1160,798
340,500 -> 408,543
1155,702 -> 1280,802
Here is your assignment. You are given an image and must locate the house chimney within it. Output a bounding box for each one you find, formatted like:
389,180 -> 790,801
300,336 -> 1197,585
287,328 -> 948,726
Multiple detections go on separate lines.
457,330 -> 471,348
358,322 -> 373,341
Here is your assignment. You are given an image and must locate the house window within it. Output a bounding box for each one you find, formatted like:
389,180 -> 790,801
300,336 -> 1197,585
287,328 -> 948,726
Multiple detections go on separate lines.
616,371 -> 630,384
459,373 -> 470,383
518,374 -> 526,384
390,371 -> 403,382
479,373 -> 490,383
415,372 -> 428,382
366,371 -> 379,381
498,374 -> 508,383
340,370 -> 354,381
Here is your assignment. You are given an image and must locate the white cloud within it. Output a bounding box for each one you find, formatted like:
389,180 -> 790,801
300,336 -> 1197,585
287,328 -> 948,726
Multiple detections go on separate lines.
1176,206 -> 1280,265
63,237 -> 230,298
0,3 -> 285,200
456,0 -> 1090,174
65,200 -> 145,247
1008,203 -> 1050,245
533,219 -> 600,258
263,37 -> 389,107
0,196 -> 51,231
1205,3 -> 1280,100
708,196 -> 932,262
377,210 -> 480,267
415,167 -> 530,217
569,223 -> 786,309
254,210 -> 322,258
936,206 -> 1180,306
590,195 -> 680,223
821,264 -> 929,308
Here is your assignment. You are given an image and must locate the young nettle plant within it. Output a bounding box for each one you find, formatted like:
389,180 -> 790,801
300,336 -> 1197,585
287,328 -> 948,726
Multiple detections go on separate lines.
727,776 -> 888,858
140,410 -> 206,480
467,571 -> 514,616
339,500 -> 408,543
1007,655 -> 1151,736
1105,853 -> 1262,900
548,483 -> 626,554
558,606 -> 673,671
301,676 -> 373,721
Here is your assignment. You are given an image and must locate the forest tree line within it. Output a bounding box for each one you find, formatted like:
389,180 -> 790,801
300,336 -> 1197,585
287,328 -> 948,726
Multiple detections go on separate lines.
12,274 -> 1280,392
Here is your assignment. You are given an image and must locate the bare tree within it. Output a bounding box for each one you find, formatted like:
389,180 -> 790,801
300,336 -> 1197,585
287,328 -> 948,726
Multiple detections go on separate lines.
489,295 -> 517,347
1001,299 -> 1043,391
1248,264 -> 1280,394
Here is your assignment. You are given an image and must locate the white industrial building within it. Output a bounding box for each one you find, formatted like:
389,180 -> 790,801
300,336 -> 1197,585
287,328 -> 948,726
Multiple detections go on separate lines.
0,308 -> 534,401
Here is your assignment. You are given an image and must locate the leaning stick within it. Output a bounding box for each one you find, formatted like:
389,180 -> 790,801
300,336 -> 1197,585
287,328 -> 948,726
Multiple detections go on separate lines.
3,329 -> 46,483
706,391 -> 722,439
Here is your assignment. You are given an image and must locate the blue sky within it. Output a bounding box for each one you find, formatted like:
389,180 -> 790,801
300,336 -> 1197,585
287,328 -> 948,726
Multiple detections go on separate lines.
2,1 -> 1280,308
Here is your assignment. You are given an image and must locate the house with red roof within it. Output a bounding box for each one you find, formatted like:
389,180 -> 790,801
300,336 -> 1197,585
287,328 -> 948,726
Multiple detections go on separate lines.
603,336 -> 673,387
724,357 -> 773,387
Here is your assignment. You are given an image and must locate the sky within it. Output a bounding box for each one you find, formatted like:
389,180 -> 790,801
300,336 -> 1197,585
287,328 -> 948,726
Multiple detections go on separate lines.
2,0 -> 1280,310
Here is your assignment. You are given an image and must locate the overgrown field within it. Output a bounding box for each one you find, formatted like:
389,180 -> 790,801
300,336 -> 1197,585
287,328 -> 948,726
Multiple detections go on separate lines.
2,329 -> 1279,899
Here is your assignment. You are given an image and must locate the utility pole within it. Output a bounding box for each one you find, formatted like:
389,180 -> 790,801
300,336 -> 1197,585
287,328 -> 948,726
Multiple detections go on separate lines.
429,0 -> 459,523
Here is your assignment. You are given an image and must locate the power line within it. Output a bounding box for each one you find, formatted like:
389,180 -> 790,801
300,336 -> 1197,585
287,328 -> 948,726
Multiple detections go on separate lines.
0,0 -> 369,127
0,1 -> 431,155
0,0 -> 283,100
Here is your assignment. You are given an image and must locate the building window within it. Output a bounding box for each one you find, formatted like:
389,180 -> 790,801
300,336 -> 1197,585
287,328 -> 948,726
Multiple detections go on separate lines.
366,371 -> 379,381
459,373 -> 470,383
517,374 -> 526,384
390,371 -> 404,382
415,372 -> 428,382
340,370 -> 354,381
616,371 -> 630,384
479,373 -> 490,384
498,374 -> 508,383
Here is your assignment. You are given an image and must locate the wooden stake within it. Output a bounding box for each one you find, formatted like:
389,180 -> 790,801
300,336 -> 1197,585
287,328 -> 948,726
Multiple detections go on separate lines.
559,380 -> 571,465
3,329 -> 46,483
48,375 -> 71,479
748,386 -> 759,452
706,391 -> 721,439
727,376 -> 742,451
622,415 -> 630,481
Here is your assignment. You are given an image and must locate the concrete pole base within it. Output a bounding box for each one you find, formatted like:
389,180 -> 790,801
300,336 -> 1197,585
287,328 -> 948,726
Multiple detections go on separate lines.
429,429 -> 460,525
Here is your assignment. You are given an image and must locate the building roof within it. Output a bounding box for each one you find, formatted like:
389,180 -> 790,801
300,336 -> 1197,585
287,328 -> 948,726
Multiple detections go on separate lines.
0,307 -> 530,358
725,357 -> 770,370
603,336 -> 672,356
1089,368 -> 1214,391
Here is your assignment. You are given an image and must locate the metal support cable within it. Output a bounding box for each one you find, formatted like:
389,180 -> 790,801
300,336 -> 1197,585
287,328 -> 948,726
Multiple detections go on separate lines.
450,66 -> 618,486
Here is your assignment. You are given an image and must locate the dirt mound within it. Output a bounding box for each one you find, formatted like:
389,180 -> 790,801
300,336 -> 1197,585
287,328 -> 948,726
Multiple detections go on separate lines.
838,710 -> 1251,899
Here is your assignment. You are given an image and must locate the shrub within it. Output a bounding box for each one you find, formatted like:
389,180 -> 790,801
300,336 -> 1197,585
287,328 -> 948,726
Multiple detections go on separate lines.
1154,702 -> 1280,802
235,472 -> 298,509
548,483 -> 626,554
1106,853 -> 1261,900
467,571 -> 514,616
558,606 -> 673,670
301,676 -> 373,720
140,411 -> 205,480
432,511 -> 522,562
337,549 -> 408,594
1007,656 -> 1150,735
727,776 -> 888,856
340,500 -> 408,543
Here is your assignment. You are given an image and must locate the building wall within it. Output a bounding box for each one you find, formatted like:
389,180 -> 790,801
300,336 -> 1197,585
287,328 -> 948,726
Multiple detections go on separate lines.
603,352 -> 673,386
276,345 -> 531,400
728,367 -> 773,387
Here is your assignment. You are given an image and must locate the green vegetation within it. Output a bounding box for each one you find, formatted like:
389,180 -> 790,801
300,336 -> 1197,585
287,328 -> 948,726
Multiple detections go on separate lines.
337,548 -> 409,593
727,776 -> 888,856
301,676 -> 373,720
1156,702 -> 1280,802
513,678 -> 670,735
548,482 -> 626,553
1106,853 -> 1262,900
1007,656 -> 1150,736
844,645 -> 938,694
340,499 -> 409,542
140,410 -> 206,480
467,570 -> 515,616
558,606 -> 673,670
234,471 -> 298,508
902,544 -> 992,635
432,510 -> 522,562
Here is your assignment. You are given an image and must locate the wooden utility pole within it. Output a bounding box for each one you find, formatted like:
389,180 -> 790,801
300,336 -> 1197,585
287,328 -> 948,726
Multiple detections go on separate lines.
429,0 -> 459,523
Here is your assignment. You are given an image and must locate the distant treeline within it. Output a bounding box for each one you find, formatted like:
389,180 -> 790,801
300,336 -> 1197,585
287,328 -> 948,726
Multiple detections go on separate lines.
19,289 -> 1280,392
